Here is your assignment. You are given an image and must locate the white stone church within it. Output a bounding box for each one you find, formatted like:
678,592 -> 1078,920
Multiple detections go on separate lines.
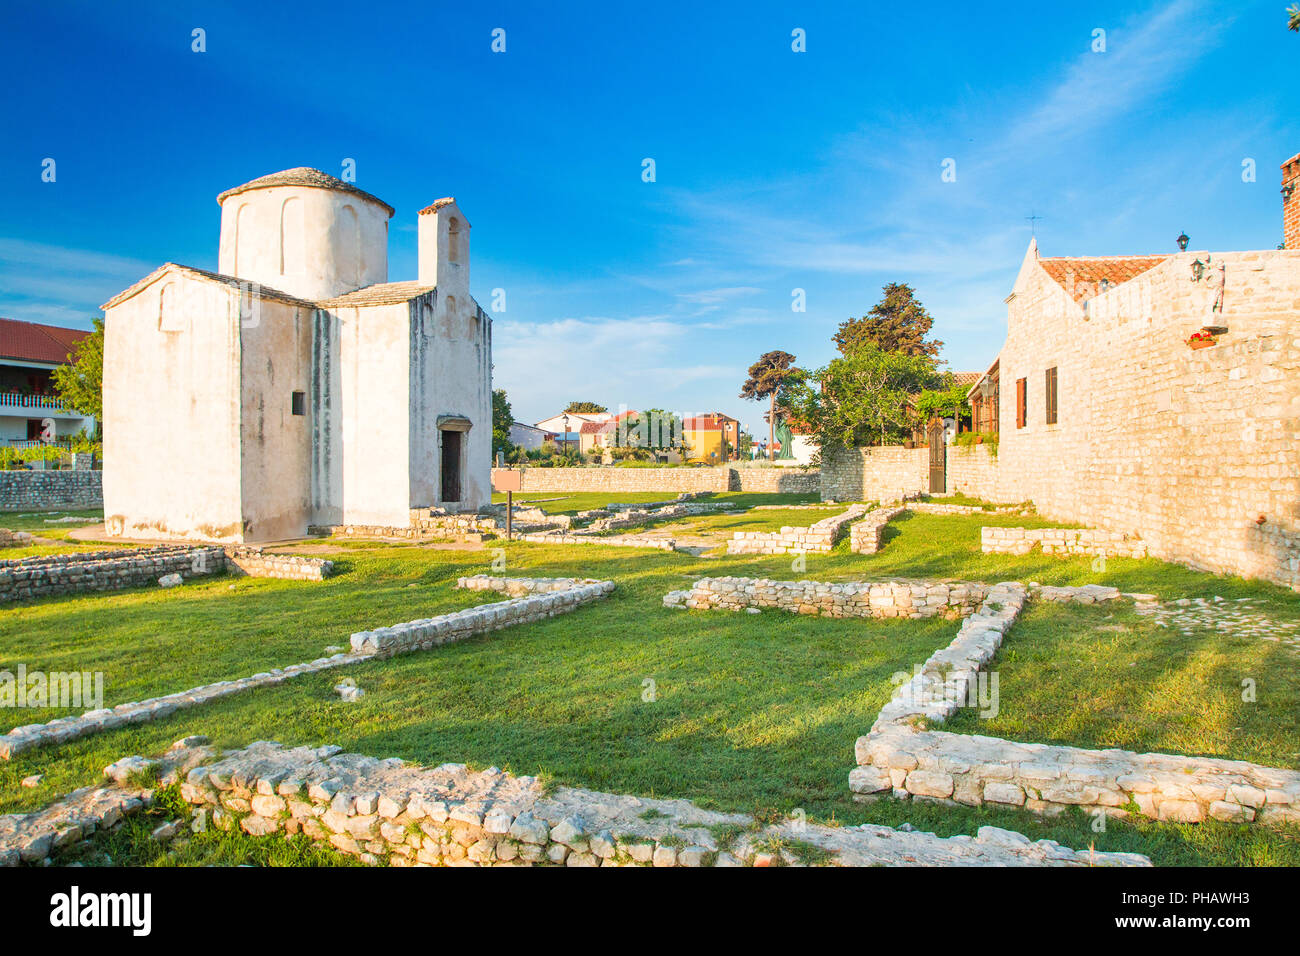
101,167 -> 492,542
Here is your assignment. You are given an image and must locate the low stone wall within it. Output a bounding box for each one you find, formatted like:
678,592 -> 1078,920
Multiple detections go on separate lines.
850,581 -> 1300,826
513,532 -> 676,551
857,728 -> 1300,825
909,501 -> 1026,516
225,547 -> 334,581
0,471 -> 103,512
0,546 -> 224,603
664,576 -> 989,620
726,503 -> 870,554
1,576 -> 612,760
849,507 -> 905,554
0,529 -> 33,548
494,466 -> 733,493
981,526 -> 1148,559
309,513 -> 498,543
731,468 -> 821,494
491,466 -> 821,496
15,739 -> 1131,868
820,445 -> 928,502
350,577 -> 616,657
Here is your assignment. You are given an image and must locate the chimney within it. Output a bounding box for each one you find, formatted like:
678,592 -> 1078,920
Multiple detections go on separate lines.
417,197 -> 469,295
1283,152 -> 1300,250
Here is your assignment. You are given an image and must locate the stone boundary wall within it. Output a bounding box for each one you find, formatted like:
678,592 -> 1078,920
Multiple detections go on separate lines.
513,532 -> 676,551
981,526 -> 1148,559
0,576 -> 610,760
491,466 -> 821,495
224,547 -> 334,580
0,471 -> 103,512
726,503 -> 870,555
308,512 -> 500,543
495,467 -> 732,493
731,468 -> 821,494
664,576 -> 989,620
0,529 -> 32,548
149,740 -> 1146,867
849,508 -> 905,554
820,446 -> 929,502
850,582 -> 1300,826
0,650 -> 368,760
3,738 -> 1149,867
349,577 -> 615,658
0,545 -> 224,603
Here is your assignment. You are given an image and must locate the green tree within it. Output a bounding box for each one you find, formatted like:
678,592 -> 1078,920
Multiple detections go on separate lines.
491,388 -> 515,458
739,350 -> 804,461
52,317 -> 104,423
788,342 -> 941,449
564,401 -> 607,414
1289,4 -> 1299,30
833,284 -> 943,360
915,378 -> 973,427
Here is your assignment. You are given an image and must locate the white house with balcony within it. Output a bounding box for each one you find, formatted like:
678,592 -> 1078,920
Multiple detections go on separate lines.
0,317 -> 98,445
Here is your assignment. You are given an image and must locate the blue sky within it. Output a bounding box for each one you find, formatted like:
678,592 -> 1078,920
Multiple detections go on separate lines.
0,0 -> 1295,434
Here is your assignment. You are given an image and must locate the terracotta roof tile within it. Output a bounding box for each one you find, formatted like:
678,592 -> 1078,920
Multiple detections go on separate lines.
317,281 -> 435,307
418,197 -> 457,215
0,317 -> 91,364
216,167 -> 395,217
950,371 -> 981,386
1038,255 -> 1170,304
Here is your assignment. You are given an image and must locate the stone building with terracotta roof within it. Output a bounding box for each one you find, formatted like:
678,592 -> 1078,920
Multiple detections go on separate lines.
958,151 -> 1300,589
100,167 -> 492,542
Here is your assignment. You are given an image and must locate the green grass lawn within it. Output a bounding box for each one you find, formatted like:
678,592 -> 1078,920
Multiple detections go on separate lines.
942,600 -> 1300,769
3,504 -> 1299,866
0,508 -> 104,533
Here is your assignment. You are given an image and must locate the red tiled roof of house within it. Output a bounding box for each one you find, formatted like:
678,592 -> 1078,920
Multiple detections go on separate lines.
683,416 -> 726,430
0,317 -> 92,365
578,421 -> 615,435
1038,255 -> 1170,304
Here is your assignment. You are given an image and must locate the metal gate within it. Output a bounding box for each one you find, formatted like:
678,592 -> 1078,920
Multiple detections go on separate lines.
928,420 -> 946,493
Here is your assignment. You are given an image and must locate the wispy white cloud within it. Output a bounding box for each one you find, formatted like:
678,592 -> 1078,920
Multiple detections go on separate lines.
0,237 -> 155,324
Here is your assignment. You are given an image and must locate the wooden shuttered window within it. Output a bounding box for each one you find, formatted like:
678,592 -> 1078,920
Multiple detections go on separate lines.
1015,377 -> 1027,429
1045,367 -> 1058,424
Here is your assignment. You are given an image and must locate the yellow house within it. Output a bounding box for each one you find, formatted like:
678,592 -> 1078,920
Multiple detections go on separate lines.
682,413 -> 740,464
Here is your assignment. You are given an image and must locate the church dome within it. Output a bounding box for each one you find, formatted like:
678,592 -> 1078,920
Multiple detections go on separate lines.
216,167 -> 394,217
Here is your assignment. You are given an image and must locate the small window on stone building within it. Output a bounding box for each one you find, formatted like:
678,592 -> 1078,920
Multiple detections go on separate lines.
447,217 -> 460,264
291,391 -> 306,416
1045,367 -> 1058,425
1015,377 -> 1027,429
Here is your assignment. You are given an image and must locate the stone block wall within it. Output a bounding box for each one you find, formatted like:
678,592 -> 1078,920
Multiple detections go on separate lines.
731,468 -> 821,494
820,446 -> 929,503
726,503 -> 870,555
856,728 -> 1300,825
490,466 -> 820,495
224,547 -> 335,580
0,471 -> 103,511
981,527 -> 1148,558
0,546 -> 224,603
945,445 -> 1003,501
350,577 -> 616,657
664,576 -> 989,619
493,466 -> 733,493
849,508 -> 905,554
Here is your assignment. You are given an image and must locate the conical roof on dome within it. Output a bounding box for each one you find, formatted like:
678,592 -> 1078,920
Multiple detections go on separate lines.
216,167 -> 394,216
